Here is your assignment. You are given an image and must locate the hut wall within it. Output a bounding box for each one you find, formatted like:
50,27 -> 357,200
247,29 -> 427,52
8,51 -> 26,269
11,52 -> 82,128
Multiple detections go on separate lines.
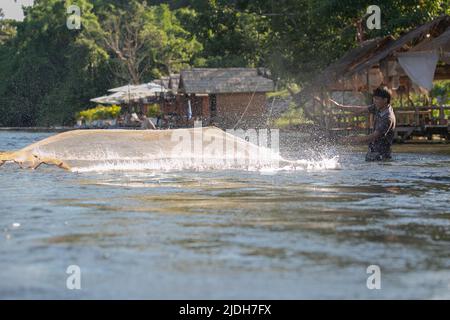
215,92 -> 267,128
163,95 -> 211,124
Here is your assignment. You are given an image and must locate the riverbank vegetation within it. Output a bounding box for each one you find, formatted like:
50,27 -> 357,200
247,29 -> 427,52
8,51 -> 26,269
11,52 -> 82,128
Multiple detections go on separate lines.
76,105 -> 121,122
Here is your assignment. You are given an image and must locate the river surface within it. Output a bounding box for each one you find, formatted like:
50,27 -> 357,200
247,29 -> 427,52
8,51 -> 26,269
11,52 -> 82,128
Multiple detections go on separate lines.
0,131 -> 449,299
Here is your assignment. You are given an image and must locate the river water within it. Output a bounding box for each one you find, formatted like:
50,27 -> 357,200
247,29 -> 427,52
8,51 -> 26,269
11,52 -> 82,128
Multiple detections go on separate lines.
0,131 -> 449,299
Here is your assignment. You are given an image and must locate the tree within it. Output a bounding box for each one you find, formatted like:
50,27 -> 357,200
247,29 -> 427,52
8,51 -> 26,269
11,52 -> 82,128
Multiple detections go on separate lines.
237,0 -> 447,84
95,1 -> 159,84
93,1 -> 201,84
151,4 -> 203,75
0,8 -> 17,45
0,0 -> 446,126
0,0 -> 110,126
178,0 -> 270,68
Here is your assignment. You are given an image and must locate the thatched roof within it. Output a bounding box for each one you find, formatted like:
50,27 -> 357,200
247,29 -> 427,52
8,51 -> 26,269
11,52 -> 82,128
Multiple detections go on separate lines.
179,68 -> 274,94
411,27 -> 450,52
316,36 -> 392,89
351,15 -> 449,75
290,15 -> 450,125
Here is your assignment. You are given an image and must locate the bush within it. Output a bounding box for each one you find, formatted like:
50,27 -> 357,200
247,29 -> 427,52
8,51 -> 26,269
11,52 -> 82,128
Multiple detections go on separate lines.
147,103 -> 161,118
76,105 -> 121,121
431,81 -> 450,105
272,103 -> 313,128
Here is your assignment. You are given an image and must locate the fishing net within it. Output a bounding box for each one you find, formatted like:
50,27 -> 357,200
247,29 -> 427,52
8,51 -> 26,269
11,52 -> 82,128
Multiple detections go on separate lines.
0,127 -> 293,172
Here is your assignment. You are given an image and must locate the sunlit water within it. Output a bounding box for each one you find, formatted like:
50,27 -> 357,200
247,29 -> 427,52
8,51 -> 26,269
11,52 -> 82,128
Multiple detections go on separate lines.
0,131 -> 449,299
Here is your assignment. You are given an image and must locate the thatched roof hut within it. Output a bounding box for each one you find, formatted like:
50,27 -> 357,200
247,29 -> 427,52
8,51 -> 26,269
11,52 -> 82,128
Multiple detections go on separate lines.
179,68 -> 274,94
351,15 -> 449,75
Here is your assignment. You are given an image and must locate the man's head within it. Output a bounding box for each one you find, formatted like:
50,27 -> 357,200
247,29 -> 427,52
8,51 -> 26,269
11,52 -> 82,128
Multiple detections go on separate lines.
372,86 -> 391,110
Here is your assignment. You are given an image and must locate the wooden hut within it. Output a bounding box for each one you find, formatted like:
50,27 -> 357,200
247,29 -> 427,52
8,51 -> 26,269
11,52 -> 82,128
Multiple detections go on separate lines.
173,68 -> 274,129
293,15 -> 450,140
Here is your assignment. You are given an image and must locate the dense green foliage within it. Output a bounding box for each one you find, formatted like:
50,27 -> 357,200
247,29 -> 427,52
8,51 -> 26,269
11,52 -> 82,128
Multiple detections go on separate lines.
431,80 -> 450,105
76,104 -> 121,121
0,0 -> 448,126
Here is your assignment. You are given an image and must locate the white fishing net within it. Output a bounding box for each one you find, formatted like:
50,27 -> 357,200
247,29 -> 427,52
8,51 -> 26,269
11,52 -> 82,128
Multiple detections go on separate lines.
0,127 -> 339,172
0,127 -> 274,171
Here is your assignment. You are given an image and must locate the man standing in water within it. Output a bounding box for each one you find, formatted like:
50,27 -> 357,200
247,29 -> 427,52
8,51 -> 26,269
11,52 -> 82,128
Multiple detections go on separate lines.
323,86 -> 396,161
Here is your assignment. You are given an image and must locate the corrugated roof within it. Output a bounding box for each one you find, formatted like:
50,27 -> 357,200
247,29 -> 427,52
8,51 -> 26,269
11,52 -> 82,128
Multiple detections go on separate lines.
179,68 -> 274,94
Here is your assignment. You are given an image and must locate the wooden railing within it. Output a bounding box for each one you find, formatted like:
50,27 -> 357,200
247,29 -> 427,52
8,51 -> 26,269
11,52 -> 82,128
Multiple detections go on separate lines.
394,105 -> 450,126
327,105 -> 450,131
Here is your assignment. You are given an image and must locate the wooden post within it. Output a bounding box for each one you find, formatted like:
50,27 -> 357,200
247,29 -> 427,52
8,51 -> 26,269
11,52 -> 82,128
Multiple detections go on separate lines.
414,94 -> 419,126
366,69 -> 371,134
341,92 -> 345,130
320,90 -> 325,129
324,90 -> 330,134
439,104 -> 445,125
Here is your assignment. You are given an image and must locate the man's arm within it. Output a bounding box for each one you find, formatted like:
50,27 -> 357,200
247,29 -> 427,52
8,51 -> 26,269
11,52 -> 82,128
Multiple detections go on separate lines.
328,98 -> 370,115
315,97 -> 370,115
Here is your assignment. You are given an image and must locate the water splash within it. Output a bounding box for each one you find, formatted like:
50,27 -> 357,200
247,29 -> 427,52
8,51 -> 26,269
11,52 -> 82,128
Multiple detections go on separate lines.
70,156 -> 340,173
1,127 -> 341,173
